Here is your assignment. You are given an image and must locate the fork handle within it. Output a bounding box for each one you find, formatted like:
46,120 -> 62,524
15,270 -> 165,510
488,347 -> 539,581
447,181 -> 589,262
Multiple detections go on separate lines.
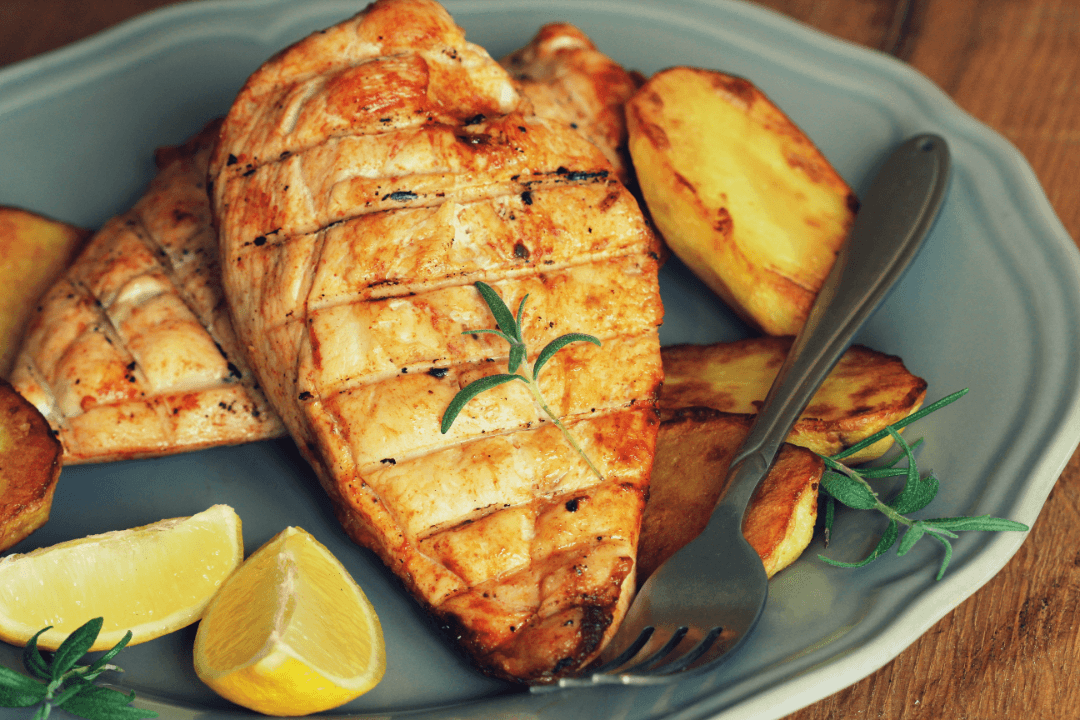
720,133 -> 951,516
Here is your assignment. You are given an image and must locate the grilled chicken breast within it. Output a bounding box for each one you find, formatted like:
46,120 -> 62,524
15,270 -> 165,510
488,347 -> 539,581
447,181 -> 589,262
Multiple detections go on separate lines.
500,22 -> 643,187
7,26 -> 635,465
210,0 -> 663,684
10,122 -> 285,463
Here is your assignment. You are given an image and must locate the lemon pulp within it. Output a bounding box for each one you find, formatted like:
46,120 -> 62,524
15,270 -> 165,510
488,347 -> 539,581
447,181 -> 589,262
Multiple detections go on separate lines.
193,526 -> 385,716
0,504 -> 243,651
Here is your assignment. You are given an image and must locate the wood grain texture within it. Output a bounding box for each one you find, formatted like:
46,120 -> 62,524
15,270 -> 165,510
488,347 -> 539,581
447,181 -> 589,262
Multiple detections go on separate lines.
0,1 -> 1077,718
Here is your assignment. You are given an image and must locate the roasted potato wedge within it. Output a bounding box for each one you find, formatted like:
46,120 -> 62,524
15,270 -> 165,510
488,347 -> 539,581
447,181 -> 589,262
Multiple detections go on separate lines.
0,377 -> 62,551
639,410 -> 821,581
661,337 -> 927,463
626,67 -> 857,335
0,207 -> 90,378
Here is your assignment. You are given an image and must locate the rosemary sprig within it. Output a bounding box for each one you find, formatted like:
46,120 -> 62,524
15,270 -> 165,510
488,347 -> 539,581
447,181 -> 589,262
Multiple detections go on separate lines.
817,389 -> 1029,580
440,281 -> 604,480
0,617 -> 155,720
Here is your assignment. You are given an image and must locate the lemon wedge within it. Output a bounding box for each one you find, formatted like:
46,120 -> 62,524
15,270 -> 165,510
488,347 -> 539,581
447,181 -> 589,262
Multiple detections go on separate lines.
193,526 -> 386,716
0,504 -> 243,651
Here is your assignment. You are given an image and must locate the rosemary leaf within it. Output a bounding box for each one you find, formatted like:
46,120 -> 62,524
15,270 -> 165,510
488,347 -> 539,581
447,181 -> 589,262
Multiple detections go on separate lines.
817,389 -> 1029,579
508,342 -> 527,374
889,426 -> 920,497
931,533 -> 954,580
858,467 -> 912,479
820,470 -> 878,510
923,516 -> 1030,532
0,618 -> 156,719
830,388 -> 968,462
474,282 -> 520,341
533,333 -> 601,381
887,471 -> 938,514
440,373 -> 522,433
49,618 -> 102,681
819,520 -> 898,568
49,676 -> 93,708
514,294 -> 529,333
60,685 -> 155,720
823,495 -> 836,547
443,283 -> 604,480
86,632 -> 132,675
22,629 -> 52,682
896,521 -> 927,556
0,667 -> 47,707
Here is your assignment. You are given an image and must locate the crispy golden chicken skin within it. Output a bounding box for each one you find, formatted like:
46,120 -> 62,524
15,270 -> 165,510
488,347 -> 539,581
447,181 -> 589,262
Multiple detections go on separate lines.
209,0 -> 663,684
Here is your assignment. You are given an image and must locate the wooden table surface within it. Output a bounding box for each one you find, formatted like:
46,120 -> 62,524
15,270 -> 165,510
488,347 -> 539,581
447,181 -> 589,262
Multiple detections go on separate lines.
1,0 -> 1077,718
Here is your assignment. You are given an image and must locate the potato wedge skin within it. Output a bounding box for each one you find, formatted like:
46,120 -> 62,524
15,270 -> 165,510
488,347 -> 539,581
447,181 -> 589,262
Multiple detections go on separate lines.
0,207 -> 90,378
660,337 -> 927,463
0,378 -> 62,551
626,67 -> 857,335
638,410 -> 820,581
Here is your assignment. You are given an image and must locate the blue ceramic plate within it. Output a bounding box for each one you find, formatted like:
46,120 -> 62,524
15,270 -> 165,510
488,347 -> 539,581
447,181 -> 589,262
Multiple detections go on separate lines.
3,1 -> 1079,718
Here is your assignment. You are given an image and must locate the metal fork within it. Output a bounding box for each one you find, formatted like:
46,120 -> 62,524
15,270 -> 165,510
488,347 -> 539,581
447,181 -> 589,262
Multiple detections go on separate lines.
538,133 -> 951,690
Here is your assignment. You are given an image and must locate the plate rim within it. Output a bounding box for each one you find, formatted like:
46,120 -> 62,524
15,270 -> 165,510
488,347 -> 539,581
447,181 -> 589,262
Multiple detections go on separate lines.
2,1 -> 1079,719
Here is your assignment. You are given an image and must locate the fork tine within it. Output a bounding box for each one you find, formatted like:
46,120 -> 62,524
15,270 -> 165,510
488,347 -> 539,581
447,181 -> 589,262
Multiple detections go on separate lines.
534,625 -> 731,691
588,626 -> 655,674
648,626 -> 724,675
616,626 -> 688,675
616,624 -> 723,678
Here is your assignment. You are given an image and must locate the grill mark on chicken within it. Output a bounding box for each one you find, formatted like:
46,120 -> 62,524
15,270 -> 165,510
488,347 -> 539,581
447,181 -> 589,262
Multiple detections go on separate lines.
131,193 -> 231,341
47,274 -> 146,413
217,115 -> 615,245
228,179 -> 651,325
80,211 -> 244,398
280,201 -> 339,414
344,361 -> 658,478
499,22 -> 644,188
300,256 -> 660,395
378,409 -> 654,541
10,122 -> 285,463
64,216 -> 218,401
210,0 -> 662,684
